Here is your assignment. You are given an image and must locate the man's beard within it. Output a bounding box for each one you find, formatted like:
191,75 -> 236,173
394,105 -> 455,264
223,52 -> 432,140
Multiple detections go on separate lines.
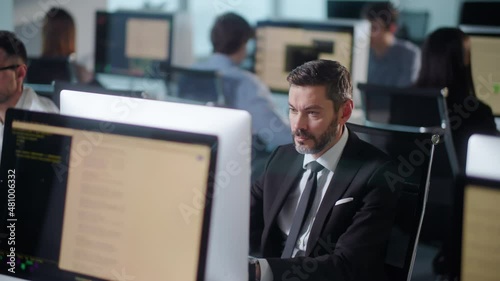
292,117 -> 338,155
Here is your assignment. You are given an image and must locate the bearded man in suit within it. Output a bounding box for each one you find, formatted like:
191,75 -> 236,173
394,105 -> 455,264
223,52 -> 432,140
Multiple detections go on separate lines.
249,59 -> 399,281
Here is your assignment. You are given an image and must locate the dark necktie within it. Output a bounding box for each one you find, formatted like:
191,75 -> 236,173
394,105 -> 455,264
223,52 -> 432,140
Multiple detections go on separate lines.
281,161 -> 324,258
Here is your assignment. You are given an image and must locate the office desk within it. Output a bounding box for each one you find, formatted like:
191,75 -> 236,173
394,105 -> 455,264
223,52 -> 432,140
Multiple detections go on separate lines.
96,73 -> 168,100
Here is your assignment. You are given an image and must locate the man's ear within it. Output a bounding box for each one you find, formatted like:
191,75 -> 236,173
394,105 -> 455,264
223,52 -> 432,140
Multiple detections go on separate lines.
389,23 -> 398,34
16,64 -> 27,83
339,99 -> 353,125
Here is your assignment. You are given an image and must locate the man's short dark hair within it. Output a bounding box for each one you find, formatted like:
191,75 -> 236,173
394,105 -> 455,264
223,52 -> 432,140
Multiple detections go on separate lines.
0,31 -> 27,63
210,12 -> 254,55
287,60 -> 352,112
362,2 -> 399,30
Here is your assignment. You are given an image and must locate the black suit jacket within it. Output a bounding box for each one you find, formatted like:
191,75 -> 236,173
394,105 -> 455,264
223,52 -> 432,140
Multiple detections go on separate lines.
250,131 -> 399,281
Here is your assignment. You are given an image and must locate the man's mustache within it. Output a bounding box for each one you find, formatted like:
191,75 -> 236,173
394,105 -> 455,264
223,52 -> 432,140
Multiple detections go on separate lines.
292,129 -> 314,139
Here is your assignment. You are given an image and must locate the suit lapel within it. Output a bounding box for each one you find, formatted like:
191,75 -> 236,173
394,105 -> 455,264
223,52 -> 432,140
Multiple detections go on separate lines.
305,133 -> 364,255
267,154 -> 304,227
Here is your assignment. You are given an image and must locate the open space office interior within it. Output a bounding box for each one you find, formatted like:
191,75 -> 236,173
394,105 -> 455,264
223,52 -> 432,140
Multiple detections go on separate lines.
0,0 -> 499,280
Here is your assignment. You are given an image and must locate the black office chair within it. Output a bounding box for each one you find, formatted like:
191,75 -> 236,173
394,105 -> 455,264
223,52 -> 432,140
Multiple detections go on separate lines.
357,83 -> 459,177
165,66 -> 225,106
396,10 -> 430,46
357,83 -> 460,261
347,122 -> 440,281
25,57 -> 76,85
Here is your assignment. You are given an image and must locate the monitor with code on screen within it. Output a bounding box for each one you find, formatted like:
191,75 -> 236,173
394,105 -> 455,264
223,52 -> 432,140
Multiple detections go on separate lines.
0,108 -> 217,281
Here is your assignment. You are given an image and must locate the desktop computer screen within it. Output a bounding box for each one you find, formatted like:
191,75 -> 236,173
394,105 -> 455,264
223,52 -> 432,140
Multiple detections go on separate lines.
254,19 -> 370,107
460,181 -> 500,281
456,134 -> 500,280
326,1 -> 388,19
0,109 -> 217,281
59,90 -> 251,281
255,20 -> 353,93
462,26 -> 500,116
94,11 -> 173,77
459,2 -> 500,27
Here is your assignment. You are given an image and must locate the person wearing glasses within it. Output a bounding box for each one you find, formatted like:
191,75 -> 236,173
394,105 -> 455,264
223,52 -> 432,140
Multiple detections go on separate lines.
0,31 -> 59,153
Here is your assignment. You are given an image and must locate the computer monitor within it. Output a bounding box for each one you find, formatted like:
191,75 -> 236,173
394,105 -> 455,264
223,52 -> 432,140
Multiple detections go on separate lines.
59,90 -> 251,281
326,1 -> 388,19
459,1 -> 500,27
94,10 -> 174,77
461,25 -> 500,116
254,19 -> 370,106
0,108 -> 217,281
51,81 -> 145,108
453,134 -> 500,280
465,134 -> 500,181
458,178 -> 500,281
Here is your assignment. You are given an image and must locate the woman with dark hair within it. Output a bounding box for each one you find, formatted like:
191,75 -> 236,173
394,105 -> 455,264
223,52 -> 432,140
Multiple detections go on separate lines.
42,7 -> 75,57
416,27 -> 497,170
41,7 -> 93,83
416,27 -> 497,280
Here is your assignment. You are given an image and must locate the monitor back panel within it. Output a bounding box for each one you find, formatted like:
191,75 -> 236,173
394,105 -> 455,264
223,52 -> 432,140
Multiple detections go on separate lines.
59,90 -> 252,281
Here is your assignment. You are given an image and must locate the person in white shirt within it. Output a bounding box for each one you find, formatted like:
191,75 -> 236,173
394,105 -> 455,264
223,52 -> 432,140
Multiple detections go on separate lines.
0,31 -> 59,154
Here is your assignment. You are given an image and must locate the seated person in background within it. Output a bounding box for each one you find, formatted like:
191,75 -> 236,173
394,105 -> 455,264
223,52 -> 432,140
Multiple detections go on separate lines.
249,60 -> 399,281
415,27 -> 498,279
362,2 -> 420,87
0,31 -> 59,154
416,27 -> 498,171
41,7 -> 93,83
193,12 -> 290,150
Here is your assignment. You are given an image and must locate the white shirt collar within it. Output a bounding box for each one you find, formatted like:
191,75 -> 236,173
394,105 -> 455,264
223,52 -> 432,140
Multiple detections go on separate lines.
14,86 -> 35,110
302,126 -> 349,173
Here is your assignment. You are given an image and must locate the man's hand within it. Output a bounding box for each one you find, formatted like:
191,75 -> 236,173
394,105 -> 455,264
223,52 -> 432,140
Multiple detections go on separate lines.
248,257 -> 261,281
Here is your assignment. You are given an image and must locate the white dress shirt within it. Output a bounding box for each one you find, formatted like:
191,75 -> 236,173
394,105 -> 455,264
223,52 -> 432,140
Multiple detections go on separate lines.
259,127 -> 349,281
0,86 -> 59,156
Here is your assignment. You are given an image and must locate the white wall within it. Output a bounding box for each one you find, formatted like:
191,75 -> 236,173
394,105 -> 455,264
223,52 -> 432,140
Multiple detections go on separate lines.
108,0 -> 180,11
279,0 -> 326,20
14,0 -> 108,71
0,0 -> 14,31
